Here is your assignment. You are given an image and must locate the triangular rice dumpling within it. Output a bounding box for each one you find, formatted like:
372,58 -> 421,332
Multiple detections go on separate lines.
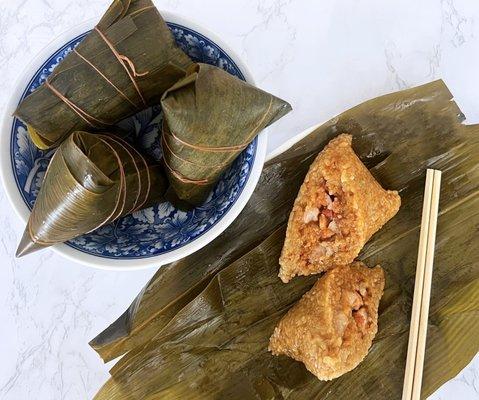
161,63 -> 292,205
14,0 -> 193,149
279,134 -> 400,283
269,262 -> 385,381
16,131 -> 166,257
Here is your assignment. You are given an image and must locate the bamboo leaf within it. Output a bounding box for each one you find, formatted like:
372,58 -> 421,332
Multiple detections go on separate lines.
92,80 -> 479,399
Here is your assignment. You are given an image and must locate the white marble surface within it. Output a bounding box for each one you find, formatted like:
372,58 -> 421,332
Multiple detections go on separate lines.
0,0 -> 478,399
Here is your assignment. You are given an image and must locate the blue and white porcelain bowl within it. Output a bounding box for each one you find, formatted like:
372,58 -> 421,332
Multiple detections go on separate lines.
0,12 -> 267,270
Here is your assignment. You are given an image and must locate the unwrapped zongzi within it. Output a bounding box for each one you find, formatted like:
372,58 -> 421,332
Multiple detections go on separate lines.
16,131 -> 166,257
279,134 -> 401,283
269,262 -> 385,381
161,63 -> 292,205
14,0 -> 193,149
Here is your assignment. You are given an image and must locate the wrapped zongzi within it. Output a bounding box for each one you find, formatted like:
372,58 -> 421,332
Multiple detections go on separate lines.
269,262 -> 385,381
279,134 -> 401,283
16,131 -> 166,257
14,0 -> 193,149
161,63 -> 292,205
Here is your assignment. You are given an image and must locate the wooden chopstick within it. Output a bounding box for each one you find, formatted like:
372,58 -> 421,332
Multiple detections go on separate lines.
402,170 -> 434,400
411,169 -> 441,399
402,169 -> 442,400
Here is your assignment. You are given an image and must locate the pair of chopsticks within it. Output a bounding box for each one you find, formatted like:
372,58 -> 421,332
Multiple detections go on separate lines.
402,169 -> 442,400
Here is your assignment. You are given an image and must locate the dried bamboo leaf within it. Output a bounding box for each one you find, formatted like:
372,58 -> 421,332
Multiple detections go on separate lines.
92,80 -> 479,400
96,147 -> 479,400
16,131 -> 166,257
15,0 -> 193,149
106,227 -> 316,378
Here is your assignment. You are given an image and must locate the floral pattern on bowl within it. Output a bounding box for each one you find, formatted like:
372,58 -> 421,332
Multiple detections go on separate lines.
10,23 -> 256,259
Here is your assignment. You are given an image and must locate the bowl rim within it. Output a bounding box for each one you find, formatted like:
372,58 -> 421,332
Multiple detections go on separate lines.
0,10 -> 267,271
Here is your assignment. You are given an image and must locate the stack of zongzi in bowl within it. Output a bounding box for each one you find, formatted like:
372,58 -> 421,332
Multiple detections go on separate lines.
13,0 -> 291,258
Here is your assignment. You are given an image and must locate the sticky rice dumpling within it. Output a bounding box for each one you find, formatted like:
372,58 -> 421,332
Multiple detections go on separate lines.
14,0 -> 193,149
161,63 -> 292,206
16,131 -> 166,257
269,262 -> 385,381
279,134 -> 400,283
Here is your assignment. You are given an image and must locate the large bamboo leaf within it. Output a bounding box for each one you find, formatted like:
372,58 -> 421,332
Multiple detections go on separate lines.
92,80 -> 479,399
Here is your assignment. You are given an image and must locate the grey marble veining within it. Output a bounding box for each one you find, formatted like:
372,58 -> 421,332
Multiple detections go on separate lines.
0,0 -> 478,399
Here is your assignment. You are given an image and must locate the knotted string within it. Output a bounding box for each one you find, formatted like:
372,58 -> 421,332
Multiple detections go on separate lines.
94,26 -> 149,106
44,24 -> 152,127
74,48 -> 140,110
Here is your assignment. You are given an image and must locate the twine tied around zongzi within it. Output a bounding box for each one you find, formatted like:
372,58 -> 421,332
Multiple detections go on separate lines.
161,132 -> 231,169
162,95 -> 275,153
44,79 -> 112,128
94,27 -> 149,107
73,48 -> 141,110
163,156 -> 211,186
167,128 -> 250,153
43,26 -> 151,129
103,134 -> 153,213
